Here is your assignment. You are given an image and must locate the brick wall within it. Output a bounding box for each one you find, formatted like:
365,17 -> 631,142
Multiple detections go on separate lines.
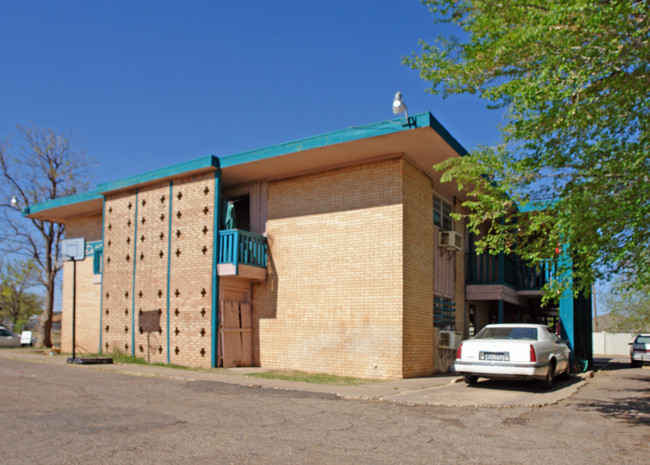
402,160 -> 434,377
101,173 -> 216,368
60,216 -> 103,354
167,174 -> 215,368
252,158 -> 406,379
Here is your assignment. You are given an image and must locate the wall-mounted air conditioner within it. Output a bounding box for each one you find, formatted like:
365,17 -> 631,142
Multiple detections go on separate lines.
438,230 -> 463,251
439,330 -> 462,349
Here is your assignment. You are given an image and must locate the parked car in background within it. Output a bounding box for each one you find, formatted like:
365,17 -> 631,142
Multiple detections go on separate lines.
0,327 -> 22,348
454,323 -> 571,388
630,334 -> 650,367
0,327 -> 36,347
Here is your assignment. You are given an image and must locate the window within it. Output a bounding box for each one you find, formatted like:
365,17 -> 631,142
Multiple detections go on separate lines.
434,295 -> 455,330
433,195 -> 453,230
475,326 -> 538,340
93,249 -> 103,275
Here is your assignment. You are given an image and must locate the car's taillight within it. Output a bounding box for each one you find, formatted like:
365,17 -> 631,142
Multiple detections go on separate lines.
529,344 -> 536,362
456,342 -> 463,359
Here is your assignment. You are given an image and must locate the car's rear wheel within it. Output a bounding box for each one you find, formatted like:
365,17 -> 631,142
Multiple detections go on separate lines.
631,359 -> 641,368
541,360 -> 556,389
463,374 -> 478,385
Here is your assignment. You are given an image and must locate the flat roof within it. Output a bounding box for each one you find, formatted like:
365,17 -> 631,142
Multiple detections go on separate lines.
25,112 -> 467,222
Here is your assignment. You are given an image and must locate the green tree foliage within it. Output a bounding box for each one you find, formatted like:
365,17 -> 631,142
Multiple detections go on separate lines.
605,278 -> 650,332
0,125 -> 92,347
0,259 -> 43,329
404,0 -> 649,296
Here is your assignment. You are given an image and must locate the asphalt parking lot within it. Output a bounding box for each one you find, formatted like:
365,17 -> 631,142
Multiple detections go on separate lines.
1,350 -> 647,465
0,348 -> 595,407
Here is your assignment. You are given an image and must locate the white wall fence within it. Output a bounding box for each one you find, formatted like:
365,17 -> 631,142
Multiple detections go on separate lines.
593,332 -> 636,356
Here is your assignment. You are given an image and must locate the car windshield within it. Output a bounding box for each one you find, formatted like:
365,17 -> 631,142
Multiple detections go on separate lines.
635,336 -> 650,344
475,327 -> 538,340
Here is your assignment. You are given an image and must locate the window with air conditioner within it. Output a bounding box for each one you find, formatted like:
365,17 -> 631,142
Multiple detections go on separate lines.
433,195 -> 453,230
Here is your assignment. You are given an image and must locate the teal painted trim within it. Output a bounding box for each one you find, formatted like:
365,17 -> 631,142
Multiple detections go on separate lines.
558,245 -> 575,357
518,200 -> 558,213
217,230 -> 268,269
498,300 -> 504,323
219,112 -> 467,168
27,113 -> 467,218
427,113 -> 468,157
211,170 -> 222,368
131,190 -> 139,357
166,181 -> 173,364
98,156 -> 220,194
99,198 -> 105,353
85,241 -> 103,255
23,190 -> 102,217
498,253 -> 505,284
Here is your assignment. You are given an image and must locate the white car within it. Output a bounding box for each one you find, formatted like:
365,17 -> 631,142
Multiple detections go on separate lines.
454,324 -> 571,388
630,334 -> 650,367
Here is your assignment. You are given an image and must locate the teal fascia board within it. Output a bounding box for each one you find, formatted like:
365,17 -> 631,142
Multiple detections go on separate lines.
219,112 -> 467,168
97,156 -> 220,194
427,113 -> 468,157
25,112 -> 467,217
23,190 -> 103,216
518,200 -> 558,213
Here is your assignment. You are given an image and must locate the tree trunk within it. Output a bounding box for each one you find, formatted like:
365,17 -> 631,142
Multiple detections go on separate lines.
37,271 -> 55,348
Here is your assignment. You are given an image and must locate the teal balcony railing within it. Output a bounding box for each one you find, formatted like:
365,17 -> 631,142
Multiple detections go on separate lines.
218,230 -> 268,269
466,252 -> 555,291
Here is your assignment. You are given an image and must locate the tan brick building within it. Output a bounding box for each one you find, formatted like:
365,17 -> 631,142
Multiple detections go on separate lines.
27,112 -> 477,379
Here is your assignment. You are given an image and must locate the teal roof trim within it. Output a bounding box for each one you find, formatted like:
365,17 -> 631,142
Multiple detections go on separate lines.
97,155 -> 220,194
518,200 -> 557,213
25,112 -> 468,215
427,113 -> 468,157
22,190 -> 103,216
219,112 -> 467,168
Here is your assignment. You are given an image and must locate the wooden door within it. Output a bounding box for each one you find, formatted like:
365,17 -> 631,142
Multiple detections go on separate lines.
219,288 -> 252,367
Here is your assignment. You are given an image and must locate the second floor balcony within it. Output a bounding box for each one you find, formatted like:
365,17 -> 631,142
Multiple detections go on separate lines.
217,229 -> 268,281
466,250 -> 559,306
466,252 -> 554,291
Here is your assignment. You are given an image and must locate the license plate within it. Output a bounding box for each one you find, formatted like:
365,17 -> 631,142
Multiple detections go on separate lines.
485,352 -> 505,361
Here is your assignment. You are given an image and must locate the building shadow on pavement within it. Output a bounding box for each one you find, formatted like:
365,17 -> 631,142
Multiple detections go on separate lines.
464,376 -> 582,394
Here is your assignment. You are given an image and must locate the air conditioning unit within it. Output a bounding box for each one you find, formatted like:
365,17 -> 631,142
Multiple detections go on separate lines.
439,330 -> 462,349
438,230 -> 463,251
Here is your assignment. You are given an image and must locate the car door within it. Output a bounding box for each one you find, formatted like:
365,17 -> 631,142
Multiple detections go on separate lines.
0,328 -> 17,347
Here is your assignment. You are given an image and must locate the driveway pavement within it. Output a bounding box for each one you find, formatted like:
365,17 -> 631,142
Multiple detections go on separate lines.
0,348 -> 596,408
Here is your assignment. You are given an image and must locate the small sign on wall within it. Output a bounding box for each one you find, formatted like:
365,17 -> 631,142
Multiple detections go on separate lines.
139,310 -> 161,333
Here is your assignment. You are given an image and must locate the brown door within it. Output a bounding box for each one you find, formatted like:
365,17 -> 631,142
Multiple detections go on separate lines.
219,288 -> 252,367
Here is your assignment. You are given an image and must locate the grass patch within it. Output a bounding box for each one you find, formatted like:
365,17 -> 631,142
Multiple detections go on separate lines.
246,370 -> 377,386
108,351 -> 189,370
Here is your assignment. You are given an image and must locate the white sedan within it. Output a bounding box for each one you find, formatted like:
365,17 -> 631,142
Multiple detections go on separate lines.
454,324 -> 570,388
630,334 -> 650,367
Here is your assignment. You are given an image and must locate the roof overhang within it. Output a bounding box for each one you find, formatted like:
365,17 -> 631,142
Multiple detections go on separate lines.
23,191 -> 104,222
24,112 -> 468,223
219,112 -> 466,188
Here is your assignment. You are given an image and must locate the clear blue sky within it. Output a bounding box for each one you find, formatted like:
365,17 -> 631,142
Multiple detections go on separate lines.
0,0 -> 503,186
